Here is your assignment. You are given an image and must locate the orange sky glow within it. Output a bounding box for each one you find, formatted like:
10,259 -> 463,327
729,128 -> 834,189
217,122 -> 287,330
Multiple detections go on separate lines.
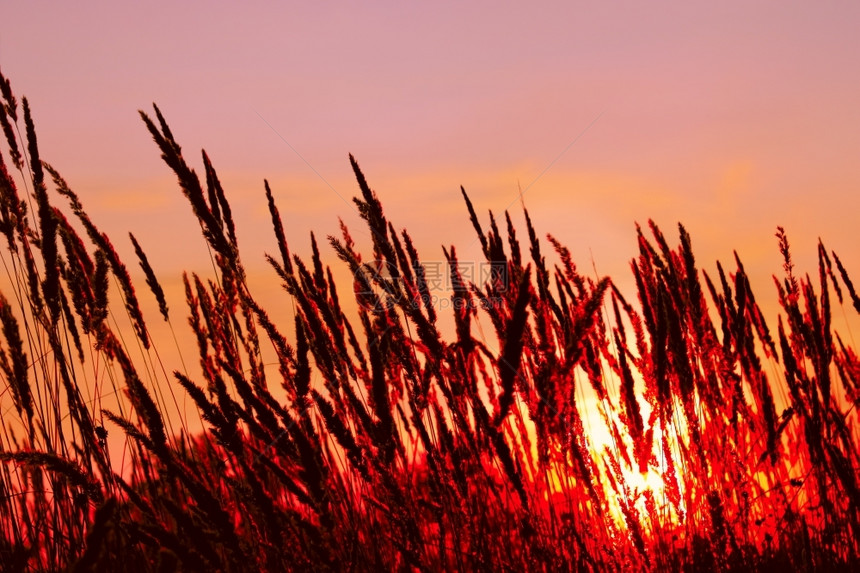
3,2 -> 860,456
2,2 -> 858,282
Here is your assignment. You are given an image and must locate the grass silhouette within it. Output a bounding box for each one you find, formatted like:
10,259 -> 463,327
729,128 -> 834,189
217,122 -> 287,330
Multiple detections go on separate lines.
1,68 -> 859,571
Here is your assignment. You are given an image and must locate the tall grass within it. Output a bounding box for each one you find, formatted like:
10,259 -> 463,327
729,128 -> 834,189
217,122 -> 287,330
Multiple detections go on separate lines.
1,68 -> 859,571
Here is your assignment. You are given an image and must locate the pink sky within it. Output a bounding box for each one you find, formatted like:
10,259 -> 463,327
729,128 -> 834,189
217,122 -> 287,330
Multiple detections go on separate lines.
2,1 -> 860,339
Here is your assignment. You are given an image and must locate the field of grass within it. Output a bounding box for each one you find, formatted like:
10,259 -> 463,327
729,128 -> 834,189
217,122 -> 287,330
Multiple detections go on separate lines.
2,69 -> 860,572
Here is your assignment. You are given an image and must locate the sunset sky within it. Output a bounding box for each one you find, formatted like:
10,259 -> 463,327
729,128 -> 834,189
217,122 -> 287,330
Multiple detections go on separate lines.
2,1 -> 860,344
